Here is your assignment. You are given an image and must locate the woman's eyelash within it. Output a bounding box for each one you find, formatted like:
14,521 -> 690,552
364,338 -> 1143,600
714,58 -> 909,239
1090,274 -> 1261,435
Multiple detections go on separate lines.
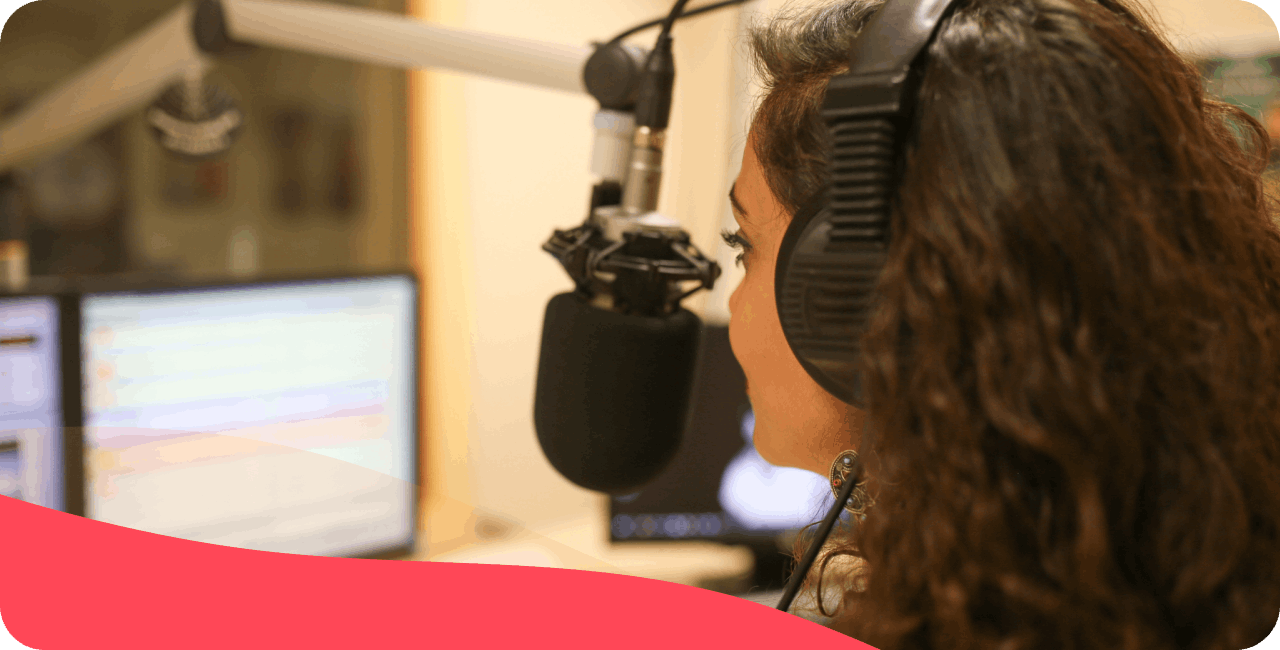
721,229 -> 752,267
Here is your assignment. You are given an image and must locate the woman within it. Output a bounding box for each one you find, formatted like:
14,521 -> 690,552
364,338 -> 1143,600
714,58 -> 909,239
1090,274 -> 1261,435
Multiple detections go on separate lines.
722,0 -> 1280,647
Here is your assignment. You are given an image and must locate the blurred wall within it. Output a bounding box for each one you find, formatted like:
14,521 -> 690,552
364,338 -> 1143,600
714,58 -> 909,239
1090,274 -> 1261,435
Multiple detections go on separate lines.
0,0 -> 410,279
1150,0 -> 1277,57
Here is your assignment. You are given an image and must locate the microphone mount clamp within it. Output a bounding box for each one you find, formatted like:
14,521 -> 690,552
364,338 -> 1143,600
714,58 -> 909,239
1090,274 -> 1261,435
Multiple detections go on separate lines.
543,215 -> 719,318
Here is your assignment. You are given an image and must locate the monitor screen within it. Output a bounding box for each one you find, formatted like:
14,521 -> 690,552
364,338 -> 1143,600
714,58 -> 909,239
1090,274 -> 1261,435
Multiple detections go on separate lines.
609,325 -> 837,544
80,275 -> 417,557
0,296 -> 63,511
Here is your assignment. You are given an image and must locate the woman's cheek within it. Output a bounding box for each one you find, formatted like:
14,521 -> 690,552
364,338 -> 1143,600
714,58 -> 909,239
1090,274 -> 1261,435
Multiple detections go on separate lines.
727,283 -> 755,372
728,280 -> 743,321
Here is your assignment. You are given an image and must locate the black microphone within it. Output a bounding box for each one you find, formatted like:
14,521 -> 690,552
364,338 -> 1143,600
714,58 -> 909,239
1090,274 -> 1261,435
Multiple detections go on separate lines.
534,292 -> 701,493
534,0 -> 717,494
536,215 -> 718,494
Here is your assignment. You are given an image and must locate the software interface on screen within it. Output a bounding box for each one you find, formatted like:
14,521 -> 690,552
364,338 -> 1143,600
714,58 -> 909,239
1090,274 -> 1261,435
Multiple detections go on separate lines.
0,296 -> 62,511
609,325 -> 835,542
81,276 -> 416,557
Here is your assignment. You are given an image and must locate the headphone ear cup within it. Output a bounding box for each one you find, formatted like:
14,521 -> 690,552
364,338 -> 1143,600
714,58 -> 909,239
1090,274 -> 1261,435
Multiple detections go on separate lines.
774,191 -> 825,288
775,190 -> 871,408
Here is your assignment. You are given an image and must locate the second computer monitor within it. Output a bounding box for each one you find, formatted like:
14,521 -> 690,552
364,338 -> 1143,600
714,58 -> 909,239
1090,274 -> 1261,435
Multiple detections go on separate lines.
609,324 -> 837,545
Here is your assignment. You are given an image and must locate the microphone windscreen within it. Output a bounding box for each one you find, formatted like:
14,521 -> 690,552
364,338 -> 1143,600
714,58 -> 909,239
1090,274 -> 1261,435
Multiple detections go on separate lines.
534,292 -> 701,494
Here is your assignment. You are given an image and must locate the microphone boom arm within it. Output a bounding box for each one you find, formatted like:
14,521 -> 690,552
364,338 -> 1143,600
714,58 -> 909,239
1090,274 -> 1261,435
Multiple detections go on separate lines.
219,0 -> 590,91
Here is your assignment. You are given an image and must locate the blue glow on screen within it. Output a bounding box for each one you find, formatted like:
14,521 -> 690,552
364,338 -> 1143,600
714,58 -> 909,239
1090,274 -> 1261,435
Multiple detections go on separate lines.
717,408 -> 832,531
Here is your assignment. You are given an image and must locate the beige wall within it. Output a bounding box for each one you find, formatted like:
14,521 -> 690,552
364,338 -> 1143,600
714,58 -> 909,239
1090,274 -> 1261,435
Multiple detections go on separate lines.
1146,0 -> 1277,57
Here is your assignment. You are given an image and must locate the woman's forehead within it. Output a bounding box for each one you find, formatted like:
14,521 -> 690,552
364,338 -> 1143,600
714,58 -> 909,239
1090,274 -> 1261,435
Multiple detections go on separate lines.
734,144 -> 788,227
734,144 -> 767,203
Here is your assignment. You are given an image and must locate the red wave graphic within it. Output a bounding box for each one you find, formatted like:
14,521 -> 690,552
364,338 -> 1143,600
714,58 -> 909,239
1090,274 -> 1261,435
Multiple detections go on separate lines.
0,497 -> 867,649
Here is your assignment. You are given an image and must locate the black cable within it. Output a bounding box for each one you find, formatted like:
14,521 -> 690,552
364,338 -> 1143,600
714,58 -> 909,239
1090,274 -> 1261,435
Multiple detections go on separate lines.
632,0 -> 691,129
662,0 -> 694,34
776,457 -> 863,613
608,0 -> 749,45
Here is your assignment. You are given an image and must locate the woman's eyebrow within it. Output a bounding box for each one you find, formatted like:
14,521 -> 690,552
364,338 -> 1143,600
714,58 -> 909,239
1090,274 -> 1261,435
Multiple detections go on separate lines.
729,183 -> 750,221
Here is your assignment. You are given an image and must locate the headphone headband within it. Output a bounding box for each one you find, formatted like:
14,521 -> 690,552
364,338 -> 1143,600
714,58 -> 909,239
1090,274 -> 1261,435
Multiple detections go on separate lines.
847,0 -> 960,73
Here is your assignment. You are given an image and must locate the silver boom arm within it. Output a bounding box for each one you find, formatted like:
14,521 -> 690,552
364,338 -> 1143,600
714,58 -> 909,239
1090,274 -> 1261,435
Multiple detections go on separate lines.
0,0 -> 593,173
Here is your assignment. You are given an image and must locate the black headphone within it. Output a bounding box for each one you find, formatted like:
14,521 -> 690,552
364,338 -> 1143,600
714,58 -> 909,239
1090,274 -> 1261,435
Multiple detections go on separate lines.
775,0 -> 961,408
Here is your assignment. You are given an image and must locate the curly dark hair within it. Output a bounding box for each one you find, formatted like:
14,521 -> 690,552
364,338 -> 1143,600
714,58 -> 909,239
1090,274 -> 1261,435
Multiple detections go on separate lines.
749,0 -> 1280,648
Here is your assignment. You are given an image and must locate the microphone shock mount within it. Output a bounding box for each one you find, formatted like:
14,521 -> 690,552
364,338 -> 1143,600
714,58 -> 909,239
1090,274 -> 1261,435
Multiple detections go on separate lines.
543,209 -> 719,318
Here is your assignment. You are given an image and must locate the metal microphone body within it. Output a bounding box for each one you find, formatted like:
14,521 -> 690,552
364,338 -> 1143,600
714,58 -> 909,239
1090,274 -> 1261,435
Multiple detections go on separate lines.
621,126 -> 666,214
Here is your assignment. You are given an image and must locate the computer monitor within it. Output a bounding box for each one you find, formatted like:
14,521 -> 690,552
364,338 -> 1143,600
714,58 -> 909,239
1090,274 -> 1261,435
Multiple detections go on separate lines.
0,295 -> 64,511
78,273 -> 418,558
609,325 -> 842,587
